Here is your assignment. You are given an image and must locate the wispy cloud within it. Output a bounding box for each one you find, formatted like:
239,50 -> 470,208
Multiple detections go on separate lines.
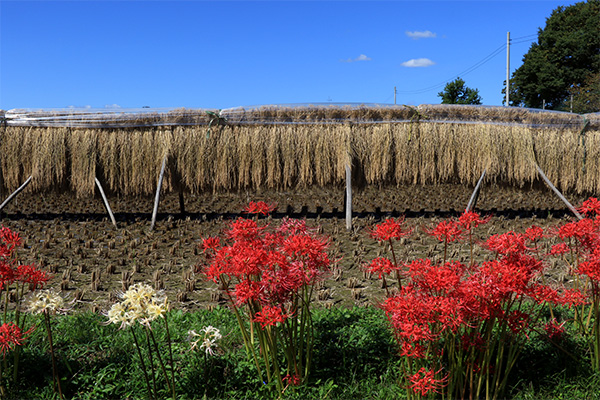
401,58 -> 435,68
341,54 -> 372,63
406,30 -> 437,40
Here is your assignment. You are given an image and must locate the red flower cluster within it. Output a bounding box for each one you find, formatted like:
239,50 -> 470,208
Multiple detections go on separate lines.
425,220 -> 463,243
253,305 -> 289,328
0,322 -> 28,356
243,201 -> 277,215
549,199 -> 600,286
409,367 -> 447,396
1,227 -> 49,291
459,211 -> 491,231
578,197 -> 600,217
368,217 -> 412,242
371,210 -> 584,398
202,209 -> 330,328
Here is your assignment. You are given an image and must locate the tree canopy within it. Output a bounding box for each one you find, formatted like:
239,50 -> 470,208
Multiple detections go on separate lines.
506,0 -> 600,111
438,77 -> 482,105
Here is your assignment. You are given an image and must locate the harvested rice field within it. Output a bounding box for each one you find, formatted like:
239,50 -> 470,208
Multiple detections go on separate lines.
0,183 -> 591,312
2,104 -> 598,313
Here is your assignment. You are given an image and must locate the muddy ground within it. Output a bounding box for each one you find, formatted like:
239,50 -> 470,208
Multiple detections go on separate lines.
0,183 -> 593,313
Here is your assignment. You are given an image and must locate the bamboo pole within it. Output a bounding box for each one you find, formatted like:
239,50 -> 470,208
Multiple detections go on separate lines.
466,170 -> 486,212
95,178 -> 118,228
0,175 -> 32,214
535,164 -> 582,220
345,164 -> 352,231
150,156 -> 168,231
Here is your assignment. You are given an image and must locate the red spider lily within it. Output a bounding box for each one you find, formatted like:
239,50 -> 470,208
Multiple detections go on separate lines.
578,257 -> 600,282
243,201 -> 277,215
364,257 -> 396,279
227,218 -> 266,242
550,242 -> 570,256
578,197 -> 600,217
233,279 -> 262,305
425,220 -> 463,243
368,217 -> 412,242
405,259 -> 465,294
0,322 -> 27,356
0,227 -> 21,252
483,232 -> 533,255
381,288 -> 459,343
544,318 -> 567,342
400,342 -> 427,359
282,373 -> 301,387
476,255 -> 544,298
201,237 -> 221,251
277,218 -> 311,235
281,234 -> 329,267
555,218 -> 599,249
15,264 -> 49,291
506,310 -> 530,334
253,305 -> 289,329
459,211 -> 491,231
525,225 -> 545,242
530,285 -> 587,307
409,367 -> 447,396
0,264 -> 16,289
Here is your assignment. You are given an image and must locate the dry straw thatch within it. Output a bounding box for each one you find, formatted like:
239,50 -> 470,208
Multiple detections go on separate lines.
1,105 -> 598,198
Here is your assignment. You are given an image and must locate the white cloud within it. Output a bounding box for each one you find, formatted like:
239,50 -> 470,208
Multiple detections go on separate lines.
401,58 -> 435,68
341,54 -> 372,63
406,30 -> 437,40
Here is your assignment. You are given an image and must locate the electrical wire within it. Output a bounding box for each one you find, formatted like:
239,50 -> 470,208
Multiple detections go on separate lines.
395,43 -> 506,94
394,33 -> 538,96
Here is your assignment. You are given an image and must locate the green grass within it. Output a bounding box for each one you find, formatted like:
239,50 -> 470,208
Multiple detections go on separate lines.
3,306 -> 600,399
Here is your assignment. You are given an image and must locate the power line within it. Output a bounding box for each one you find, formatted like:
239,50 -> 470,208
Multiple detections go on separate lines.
394,33 -> 538,96
396,43 -> 506,94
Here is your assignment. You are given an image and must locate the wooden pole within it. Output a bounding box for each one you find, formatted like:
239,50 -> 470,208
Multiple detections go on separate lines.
466,169 -> 486,212
0,175 -> 32,214
345,164 -> 352,231
150,156 -> 168,231
178,191 -> 185,215
536,164 -> 582,220
95,178 -> 117,228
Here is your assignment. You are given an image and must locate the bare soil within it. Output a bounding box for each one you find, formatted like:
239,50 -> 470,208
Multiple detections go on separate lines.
0,183 -> 589,312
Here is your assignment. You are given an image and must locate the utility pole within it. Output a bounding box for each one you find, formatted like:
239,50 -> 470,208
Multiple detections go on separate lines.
570,94 -> 573,113
394,86 -> 397,105
506,31 -> 510,106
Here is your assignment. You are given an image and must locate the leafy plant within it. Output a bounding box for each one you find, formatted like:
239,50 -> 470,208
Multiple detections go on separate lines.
0,226 -> 50,398
366,212 -> 581,399
105,283 -> 175,399
201,201 -> 331,394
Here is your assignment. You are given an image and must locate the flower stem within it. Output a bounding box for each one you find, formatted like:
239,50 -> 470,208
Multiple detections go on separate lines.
44,311 -> 63,399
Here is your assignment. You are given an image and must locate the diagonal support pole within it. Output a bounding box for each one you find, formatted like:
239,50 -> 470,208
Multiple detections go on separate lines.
0,175 -> 32,214
150,156 -> 168,231
95,178 -> 117,228
536,164 -> 582,220
466,169 -> 486,212
345,164 -> 352,231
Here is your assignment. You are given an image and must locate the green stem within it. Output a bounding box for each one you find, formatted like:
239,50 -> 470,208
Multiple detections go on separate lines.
131,328 -> 154,400
44,312 -> 63,399
144,327 -> 158,397
148,327 -> 175,399
163,315 -> 176,399
388,238 -> 402,290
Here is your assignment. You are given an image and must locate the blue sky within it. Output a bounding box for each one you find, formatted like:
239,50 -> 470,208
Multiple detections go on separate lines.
0,0 -> 580,110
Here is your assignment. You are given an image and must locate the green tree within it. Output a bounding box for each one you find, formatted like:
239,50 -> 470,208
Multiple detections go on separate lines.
438,77 -> 482,105
566,71 -> 600,113
505,0 -> 600,110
